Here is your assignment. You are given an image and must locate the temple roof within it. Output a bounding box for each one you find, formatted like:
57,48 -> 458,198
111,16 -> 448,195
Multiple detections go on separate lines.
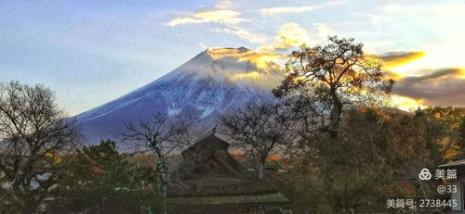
167,129 -> 290,205
440,159 -> 465,168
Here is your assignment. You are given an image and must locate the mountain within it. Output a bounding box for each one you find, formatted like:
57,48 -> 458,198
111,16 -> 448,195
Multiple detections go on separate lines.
74,47 -> 284,143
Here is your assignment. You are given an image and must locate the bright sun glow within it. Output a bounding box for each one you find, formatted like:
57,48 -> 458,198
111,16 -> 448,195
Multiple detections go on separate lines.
390,95 -> 425,112
382,41 -> 465,110
389,43 -> 465,77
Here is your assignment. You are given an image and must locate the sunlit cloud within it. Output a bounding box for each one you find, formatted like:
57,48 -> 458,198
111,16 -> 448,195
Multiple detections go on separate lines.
260,22 -> 311,51
166,6 -> 266,45
258,22 -> 337,53
215,26 -> 267,44
273,23 -> 310,49
205,48 -> 284,89
363,2 -> 465,108
238,52 -> 284,71
314,23 -> 336,39
459,69 -> 465,79
390,43 -> 465,77
260,5 -> 320,15
378,50 -> 465,108
379,51 -> 426,70
166,9 -> 247,27
206,47 -> 283,71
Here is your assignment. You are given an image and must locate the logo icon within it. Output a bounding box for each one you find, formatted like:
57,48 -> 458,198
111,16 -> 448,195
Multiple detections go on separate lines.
437,185 -> 447,194
419,168 -> 432,181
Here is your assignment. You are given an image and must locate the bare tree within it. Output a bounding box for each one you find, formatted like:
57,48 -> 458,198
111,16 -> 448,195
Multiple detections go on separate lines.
273,36 -> 394,137
221,101 -> 295,178
121,113 -> 192,213
0,81 -> 79,213
286,99 -> 322,174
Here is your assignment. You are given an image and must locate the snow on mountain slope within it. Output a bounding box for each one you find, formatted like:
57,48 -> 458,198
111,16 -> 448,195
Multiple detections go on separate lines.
74,47 -> 284,143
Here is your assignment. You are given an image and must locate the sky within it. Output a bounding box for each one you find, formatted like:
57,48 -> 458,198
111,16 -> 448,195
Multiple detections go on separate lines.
1,0 -> 465,115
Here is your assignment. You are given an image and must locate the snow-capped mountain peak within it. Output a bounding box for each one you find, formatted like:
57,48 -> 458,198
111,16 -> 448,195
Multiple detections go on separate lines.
75,47 -> 283,143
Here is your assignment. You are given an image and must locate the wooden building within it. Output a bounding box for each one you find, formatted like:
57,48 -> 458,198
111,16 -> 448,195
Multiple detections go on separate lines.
439,160 -> 465,213
167,129 -> 291,214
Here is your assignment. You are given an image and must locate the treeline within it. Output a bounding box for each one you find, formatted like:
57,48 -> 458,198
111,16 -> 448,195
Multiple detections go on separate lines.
266,106 -> 465,213
1,37 -> 465,213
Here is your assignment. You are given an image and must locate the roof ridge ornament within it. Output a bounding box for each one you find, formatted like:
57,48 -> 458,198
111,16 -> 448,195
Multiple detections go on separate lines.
212,124 -> 217,135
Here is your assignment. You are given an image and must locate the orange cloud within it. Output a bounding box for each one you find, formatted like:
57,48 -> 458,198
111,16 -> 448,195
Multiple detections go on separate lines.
457,68 -> 465,79
379,51 -> 426,69
205,48 -> 284,89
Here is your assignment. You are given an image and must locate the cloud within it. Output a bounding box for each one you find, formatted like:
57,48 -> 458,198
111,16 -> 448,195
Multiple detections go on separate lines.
260,5 -> 320,15
374,50 -> 465,108
399,68 -> 460,83
260,1 -> 343,15
166,9 -> 246,27
204,48 -> 284,89
215,0 -> 233,9
379,51 -> 426,69
393,68 -> 465,106
166,4 -> 268,44
216,26 -> 267,43
382,3 -> 465,16
274,23 -> 310,49
260,22 -> 311,51
314,22 -> 336,38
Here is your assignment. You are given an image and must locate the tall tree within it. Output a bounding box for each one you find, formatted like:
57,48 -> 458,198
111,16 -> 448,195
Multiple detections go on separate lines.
271,37 -> 395,213
121,113 -> 191,213
221,101 -> 295,178
273,36 -> 394,137
0,81 -> 79,213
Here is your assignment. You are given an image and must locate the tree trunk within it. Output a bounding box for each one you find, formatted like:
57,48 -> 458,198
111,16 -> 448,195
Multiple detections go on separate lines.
329,88 -> 343,138
160,183 -> 167,214
157,161 -> 168,214
257,162 -> 265,179
257,155 -> 268,179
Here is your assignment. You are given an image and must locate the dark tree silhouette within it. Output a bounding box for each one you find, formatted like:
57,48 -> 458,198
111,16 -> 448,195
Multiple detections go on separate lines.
221,101 -> 295,178
0,81 -> 79,213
